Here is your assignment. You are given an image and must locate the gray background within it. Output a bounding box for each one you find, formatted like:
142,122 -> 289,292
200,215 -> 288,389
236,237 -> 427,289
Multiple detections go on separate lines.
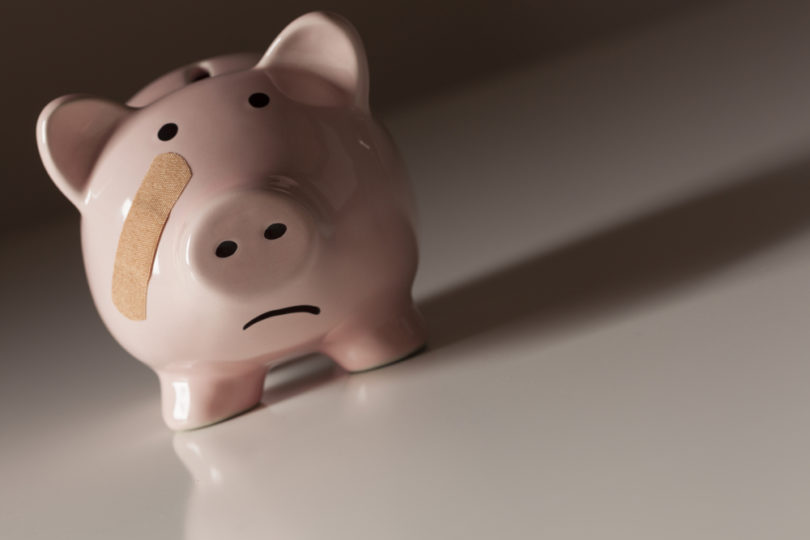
5,0 -> 704,232
10,1 -> 810,539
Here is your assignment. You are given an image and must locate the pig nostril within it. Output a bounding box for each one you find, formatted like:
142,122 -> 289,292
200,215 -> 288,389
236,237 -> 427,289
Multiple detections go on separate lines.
264,223 -> 286,240
215,240 -> 238,258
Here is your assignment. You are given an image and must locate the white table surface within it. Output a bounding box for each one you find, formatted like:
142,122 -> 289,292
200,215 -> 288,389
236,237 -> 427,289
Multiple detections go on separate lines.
4,1 -> 810,538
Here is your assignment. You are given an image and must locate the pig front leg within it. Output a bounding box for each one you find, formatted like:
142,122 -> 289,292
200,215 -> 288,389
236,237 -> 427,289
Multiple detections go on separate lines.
322,294 -> 427,372
157,363 -> 267,430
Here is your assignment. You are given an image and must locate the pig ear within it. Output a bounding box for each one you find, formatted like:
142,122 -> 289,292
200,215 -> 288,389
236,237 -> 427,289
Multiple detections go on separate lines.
36,95 -> 130,210
256,12 -> 369,109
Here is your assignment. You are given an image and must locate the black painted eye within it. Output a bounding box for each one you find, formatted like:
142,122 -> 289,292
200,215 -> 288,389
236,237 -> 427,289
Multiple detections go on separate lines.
249,92 -> 270,108
215,240 -> 238,258
264,223 -> 286,240
158,123 -> 178,141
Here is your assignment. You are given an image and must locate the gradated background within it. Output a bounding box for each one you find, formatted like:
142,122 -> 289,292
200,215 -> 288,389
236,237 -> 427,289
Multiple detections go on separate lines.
4,0 -> 701,232
7,1 -> 810,539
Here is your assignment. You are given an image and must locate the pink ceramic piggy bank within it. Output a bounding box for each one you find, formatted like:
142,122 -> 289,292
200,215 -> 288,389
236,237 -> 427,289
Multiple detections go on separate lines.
36,12 -> 426,430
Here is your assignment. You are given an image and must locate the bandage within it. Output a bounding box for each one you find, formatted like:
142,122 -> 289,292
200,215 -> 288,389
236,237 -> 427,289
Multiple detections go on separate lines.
112,152 -> 192,320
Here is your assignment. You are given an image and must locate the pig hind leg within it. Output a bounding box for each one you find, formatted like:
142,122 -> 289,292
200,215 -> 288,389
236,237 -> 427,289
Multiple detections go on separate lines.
322,293 -> 427,373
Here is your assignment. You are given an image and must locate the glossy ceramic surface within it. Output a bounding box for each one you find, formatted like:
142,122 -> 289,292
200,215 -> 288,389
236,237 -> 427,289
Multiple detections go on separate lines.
35,12 -> 426,430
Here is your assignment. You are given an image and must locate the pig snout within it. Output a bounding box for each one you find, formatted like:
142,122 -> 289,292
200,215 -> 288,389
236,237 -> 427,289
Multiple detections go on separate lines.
184,188 -> 319,296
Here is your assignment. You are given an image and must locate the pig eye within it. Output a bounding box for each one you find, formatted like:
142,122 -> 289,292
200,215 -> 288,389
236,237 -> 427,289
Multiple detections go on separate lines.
264,223 -> 286,240
249,93 -> 270,108
215,240 -> 238,258
157,123 -> 178,141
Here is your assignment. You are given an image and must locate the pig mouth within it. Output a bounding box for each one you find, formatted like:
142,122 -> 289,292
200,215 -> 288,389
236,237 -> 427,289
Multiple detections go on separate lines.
243,305 -> 321,330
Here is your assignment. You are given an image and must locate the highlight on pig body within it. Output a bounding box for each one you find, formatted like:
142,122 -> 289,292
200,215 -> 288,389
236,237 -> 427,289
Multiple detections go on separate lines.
35,12 -> 427,430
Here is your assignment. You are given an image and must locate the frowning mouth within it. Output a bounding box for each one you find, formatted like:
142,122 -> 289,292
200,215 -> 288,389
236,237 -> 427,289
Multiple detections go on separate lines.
243,305 -> 321,330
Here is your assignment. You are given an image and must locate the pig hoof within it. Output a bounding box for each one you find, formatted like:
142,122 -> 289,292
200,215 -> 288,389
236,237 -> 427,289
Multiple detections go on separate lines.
347,343 -> 427,373
158,365 -> 267,431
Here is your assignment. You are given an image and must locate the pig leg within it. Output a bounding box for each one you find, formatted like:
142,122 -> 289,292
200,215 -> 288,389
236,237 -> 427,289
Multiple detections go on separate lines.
322,294 -> 427,372
156,363 -> 267,430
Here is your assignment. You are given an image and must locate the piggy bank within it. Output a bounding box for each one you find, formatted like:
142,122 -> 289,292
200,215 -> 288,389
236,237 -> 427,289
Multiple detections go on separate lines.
35,12 -> 426,430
